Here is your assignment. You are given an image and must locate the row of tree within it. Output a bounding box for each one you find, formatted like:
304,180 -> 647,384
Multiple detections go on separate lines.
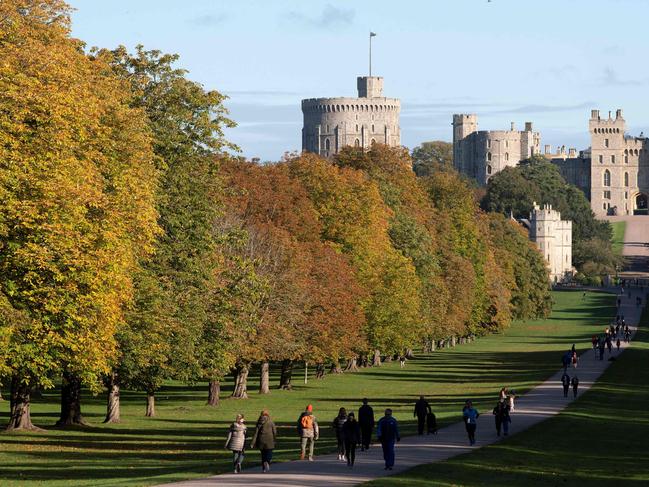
0,0 -> 552,431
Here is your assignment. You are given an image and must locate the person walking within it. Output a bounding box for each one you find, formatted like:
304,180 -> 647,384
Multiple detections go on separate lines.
571,376 -> 580,398
616,337 -> 621,351
492,401 -> 511,437
399,356 -> 406,368
225,414 -> 247,473
297,404 -> 319,461
426,410 -> 438,435
571,350 -> 578,369
561,372 -> 571,398
508,390 -> 517,412
377,408 -> 400,470
332,407 -> 348,461
342,412 -> 361,467
462,400 -> 480,445
562,351 -> 571,372
414,395 -> 432,435
598,339 -> 605,360
358,398 -> 375,451
250,410 -> 276,473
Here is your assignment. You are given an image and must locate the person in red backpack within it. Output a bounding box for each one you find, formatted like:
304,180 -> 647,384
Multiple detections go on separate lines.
297,404 -> 319,461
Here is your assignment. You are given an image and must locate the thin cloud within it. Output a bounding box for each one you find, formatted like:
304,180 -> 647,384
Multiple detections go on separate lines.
600,67 -> 647,87
189,13 -> 228,27
494,102 -> 594,114
287,3 -> 355,29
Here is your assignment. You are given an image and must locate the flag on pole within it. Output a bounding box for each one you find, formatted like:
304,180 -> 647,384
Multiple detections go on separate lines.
370,32 -> 377,37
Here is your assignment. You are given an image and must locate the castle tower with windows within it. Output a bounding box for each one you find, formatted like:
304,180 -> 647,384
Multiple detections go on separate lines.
452,114 -> 540,185
301,76 -> 401,157
528,203 -> 573,283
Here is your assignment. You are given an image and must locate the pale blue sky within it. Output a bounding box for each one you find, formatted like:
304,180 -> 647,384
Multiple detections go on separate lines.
69,0 -> 649,161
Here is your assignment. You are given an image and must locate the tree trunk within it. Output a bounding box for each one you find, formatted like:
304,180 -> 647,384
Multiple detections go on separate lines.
359,354 -> 369,367
372,349 -> 382,367
146,391 -> 156,417
451,336 -> 457,347
431,340 -> 436,352
6,376 -> 39,431
405,348 -> 415,359
315,363 -> 326,379
423,339 -> 432,353
103,373 -> 120,424
344,357 -> 359,372
259,362 -> 270,394
207,380 -> 221,406
56,372 -> 86,426
329,361 -> 343,374
384,354 -> 393,363
232,364 -> 249,398
278,359 -> 293,390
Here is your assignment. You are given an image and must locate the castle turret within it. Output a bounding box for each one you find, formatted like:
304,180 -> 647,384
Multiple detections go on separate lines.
529,202 -> 572,283
301,76 -> 400,157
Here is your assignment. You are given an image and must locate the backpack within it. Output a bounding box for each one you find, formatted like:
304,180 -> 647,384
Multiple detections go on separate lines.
301,414 -> 314,430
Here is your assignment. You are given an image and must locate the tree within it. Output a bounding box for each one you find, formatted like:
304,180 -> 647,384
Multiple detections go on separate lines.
412,141 -> 453,176
0,0 -> 158,429
103,46 -> 235,418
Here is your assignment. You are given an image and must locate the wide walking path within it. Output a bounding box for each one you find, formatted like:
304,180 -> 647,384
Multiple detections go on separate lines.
158,291 -> 642,487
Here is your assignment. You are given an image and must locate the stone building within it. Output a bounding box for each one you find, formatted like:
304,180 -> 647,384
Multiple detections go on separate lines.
452,114 -> 541,185
527,203 -> 573,283
301,76 -> 400,157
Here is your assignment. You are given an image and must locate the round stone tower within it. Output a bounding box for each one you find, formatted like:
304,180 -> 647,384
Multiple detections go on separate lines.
301,76 -> 401,157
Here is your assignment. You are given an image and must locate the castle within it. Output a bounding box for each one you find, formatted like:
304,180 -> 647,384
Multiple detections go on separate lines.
453,109 -> 649,217
453,115 -> 540,185
301,76 -> 400,157
524,203 -> 573,283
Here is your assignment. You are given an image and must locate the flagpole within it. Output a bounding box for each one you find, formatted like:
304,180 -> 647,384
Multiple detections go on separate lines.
369,32 -> 372,76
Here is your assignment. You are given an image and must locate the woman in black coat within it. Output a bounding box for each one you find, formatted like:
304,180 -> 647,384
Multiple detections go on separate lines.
342,412 -> 361,467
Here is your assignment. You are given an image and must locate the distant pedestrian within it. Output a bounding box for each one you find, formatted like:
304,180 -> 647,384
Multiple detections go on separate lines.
499,387 -> 508,402
297,404 -> 319,461
562,351 -> 571,372
598,340 -> 605,360
462,400 -> 480,445
358,398 -> 375,451
616,337 -> 621,351
377,408 -> 400,470
561,372 -> 571,398
399,355 -> 406,368
508,390 -> 516,412
572,351 -> 578,368
571,376 -> 579,398
427,411 -> 438,435
332,407 -> 348,461
225,414 -> 247,473
342,412 -> 361,467
607,337 -> 613,354
414,395 -> 432,435
492,401 -> 511,437
250,409 -> 277,473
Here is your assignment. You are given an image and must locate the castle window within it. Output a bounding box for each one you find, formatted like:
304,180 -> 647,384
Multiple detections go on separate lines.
356,124 -> 359,132
624,172 -> 629,186
372,124 -> 375,133
505,141 -> 509,148
325,138 -> 330,152
354,139 -> 360,147
604,170 -> 611,187
604,190 -> 611,199
611,155 -> 615,163
625,155 -> 629,163
487,165 -> 492,175
505,152 -> 509,161
487,140 -> 491,149
625,191 -> 628,199
635,149 -> 639,156
598,155 -> 603,164
605,139 -> 609,148
326,125 -> 329,132
487,152 -> 492,162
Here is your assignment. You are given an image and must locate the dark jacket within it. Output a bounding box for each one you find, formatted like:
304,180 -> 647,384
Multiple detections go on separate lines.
377,416 -> 400,443
251,415 -> 277,450
342,418 -> 361,444
332,414 -> 347,437
561,373 -> 571,387
492,403 -> 510,422
358,404 -> 375,428
414,399 -> 431,418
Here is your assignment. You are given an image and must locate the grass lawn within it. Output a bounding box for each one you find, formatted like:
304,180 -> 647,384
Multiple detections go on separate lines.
611,220 -> 627,255
365,302 -> 649,487
0,290 -> 615,487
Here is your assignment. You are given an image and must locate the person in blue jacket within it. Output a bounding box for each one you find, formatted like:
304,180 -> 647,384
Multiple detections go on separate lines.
376,408 -> 400,470
462,400 -> 480,445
